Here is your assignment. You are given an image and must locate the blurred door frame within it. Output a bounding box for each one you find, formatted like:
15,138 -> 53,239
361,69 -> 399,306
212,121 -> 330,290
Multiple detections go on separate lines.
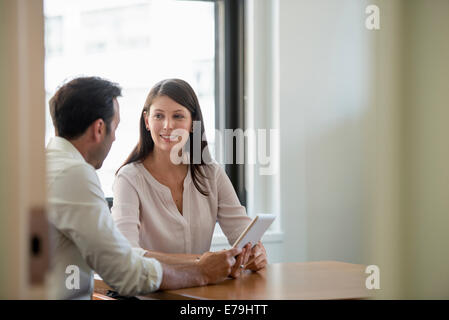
0,0 -> 47,299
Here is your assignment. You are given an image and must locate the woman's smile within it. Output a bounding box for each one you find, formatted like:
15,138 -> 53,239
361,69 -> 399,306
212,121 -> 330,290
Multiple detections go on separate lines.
160,133 -> 181,143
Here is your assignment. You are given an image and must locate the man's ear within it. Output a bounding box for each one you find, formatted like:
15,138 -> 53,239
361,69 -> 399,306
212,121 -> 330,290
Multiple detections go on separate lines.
91,118 -> 106,143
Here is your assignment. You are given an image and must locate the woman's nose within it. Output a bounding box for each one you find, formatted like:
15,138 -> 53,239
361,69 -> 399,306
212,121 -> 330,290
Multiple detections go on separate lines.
163,118 -> 173,129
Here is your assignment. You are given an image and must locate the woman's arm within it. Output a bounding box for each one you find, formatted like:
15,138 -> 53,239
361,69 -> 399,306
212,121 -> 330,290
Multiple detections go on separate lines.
214,164 -> 268,271
214,164 -> 253,245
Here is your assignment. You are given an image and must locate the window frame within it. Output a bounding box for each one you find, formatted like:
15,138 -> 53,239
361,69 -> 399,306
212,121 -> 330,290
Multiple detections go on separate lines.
215,0 -> 247,207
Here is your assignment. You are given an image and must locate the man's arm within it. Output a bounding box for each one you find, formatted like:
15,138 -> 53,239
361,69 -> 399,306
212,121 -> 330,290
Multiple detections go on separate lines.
158,247 -> 242,290
49,164 -> 164,296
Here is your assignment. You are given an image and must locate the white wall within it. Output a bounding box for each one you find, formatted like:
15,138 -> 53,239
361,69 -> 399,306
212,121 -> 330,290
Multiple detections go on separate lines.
274,0 -> 407,298
277,0 -> 376,264
402,0 -> 449,299
232,0 -> 384,266
266,0 -> 449,299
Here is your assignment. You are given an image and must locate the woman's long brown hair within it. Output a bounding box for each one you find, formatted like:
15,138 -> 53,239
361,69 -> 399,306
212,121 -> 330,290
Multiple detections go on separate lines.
117,79 -> 212,196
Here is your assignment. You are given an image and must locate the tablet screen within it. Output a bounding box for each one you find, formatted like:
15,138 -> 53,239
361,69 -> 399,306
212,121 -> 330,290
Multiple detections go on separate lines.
232,214 -> 276,249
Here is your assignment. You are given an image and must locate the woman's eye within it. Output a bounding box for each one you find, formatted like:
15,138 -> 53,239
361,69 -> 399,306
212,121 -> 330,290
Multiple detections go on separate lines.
174,114 -> 185,119
154,114 -> 163,119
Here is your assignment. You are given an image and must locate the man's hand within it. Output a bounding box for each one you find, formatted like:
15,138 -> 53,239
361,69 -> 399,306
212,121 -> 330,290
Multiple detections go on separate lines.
197,247 -> 242,285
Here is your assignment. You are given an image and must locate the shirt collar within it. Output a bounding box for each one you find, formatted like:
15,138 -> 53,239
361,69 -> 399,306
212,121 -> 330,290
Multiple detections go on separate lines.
46,136 -> 86,163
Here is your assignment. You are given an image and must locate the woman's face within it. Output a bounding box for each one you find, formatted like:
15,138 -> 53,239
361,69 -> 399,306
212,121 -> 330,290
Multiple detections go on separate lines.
145,95 -> 192,153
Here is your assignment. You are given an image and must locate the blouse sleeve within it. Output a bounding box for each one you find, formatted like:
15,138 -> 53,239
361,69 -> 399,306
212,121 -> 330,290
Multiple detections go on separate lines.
215,164 -> 252,246
111,172 -> 142,248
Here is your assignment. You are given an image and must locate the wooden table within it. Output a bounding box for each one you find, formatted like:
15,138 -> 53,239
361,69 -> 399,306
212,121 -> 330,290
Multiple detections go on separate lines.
95,261 -> 372,300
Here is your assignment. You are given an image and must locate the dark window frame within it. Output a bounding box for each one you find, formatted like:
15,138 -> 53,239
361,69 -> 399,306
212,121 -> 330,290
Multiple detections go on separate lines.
215,0 -> 246,207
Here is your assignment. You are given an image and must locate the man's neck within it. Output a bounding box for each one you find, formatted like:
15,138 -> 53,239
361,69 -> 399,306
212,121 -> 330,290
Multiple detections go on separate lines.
68,137 -> 95,168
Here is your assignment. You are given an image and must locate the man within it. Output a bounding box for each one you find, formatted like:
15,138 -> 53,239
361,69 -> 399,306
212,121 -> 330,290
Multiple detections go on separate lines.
46,77 -> 248,299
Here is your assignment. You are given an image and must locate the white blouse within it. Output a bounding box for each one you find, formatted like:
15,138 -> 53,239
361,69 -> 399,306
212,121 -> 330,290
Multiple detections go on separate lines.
111,161 -> 251,254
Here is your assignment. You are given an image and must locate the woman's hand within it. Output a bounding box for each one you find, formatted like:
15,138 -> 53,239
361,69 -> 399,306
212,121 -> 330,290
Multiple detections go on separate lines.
244,241 -> 267,271
229,243 -> 252,279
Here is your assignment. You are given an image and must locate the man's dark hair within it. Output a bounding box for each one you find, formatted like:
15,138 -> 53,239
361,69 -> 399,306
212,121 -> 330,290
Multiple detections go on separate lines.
49,77 -> 122,139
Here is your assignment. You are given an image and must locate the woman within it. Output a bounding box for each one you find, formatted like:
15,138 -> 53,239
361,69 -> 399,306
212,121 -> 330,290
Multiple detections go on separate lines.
111,79 -> 267,272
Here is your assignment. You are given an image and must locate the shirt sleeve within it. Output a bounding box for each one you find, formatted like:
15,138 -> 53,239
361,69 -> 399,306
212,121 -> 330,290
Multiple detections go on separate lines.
215,164 -> 252,245
48,164 -> 162,296
111,172 -> 142,248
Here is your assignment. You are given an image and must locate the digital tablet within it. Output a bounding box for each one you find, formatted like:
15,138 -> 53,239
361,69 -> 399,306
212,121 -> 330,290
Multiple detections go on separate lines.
232,214 -> 276,249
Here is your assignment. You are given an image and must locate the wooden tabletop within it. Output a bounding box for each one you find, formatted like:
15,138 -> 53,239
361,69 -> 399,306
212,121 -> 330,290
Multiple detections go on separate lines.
95,261 -> 372,300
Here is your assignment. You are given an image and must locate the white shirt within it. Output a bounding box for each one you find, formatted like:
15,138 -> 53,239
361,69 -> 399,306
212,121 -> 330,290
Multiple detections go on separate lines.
111,161 -> 252,254
46,137 -> 162,299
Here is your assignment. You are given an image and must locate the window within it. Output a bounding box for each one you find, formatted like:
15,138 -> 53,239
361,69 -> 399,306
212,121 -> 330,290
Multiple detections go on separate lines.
44,0 -> 216,197
44,15 -> 63,57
